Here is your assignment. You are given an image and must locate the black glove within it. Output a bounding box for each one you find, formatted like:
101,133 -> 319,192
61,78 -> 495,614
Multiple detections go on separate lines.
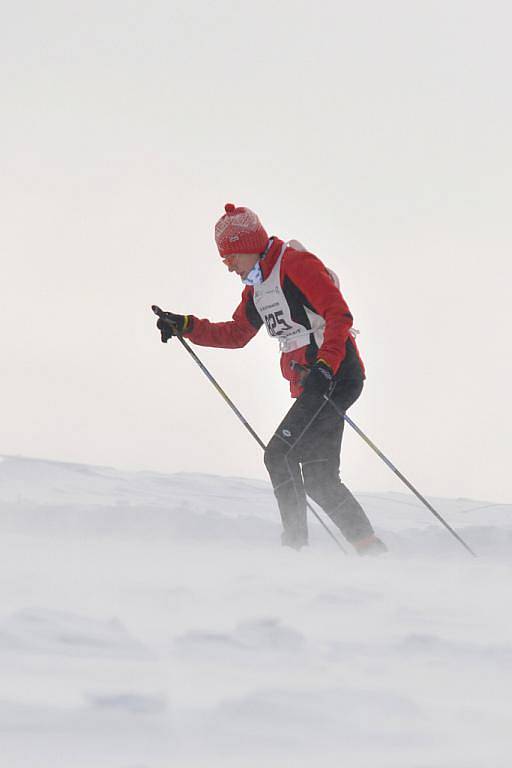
302,360 -> 334,397
156,312 -> 191,343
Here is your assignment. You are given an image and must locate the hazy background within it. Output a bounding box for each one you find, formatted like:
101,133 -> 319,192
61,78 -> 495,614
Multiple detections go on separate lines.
2,0 -> 510,502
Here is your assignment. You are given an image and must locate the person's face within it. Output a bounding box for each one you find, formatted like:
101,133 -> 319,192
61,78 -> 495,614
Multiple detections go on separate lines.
221,252 -> 259,280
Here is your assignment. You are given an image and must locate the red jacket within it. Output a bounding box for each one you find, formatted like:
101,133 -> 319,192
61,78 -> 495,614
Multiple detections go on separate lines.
184,238 -> 365,397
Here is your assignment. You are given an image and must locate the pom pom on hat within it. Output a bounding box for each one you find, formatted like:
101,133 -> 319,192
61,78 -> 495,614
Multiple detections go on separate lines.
215,203 -> 269,257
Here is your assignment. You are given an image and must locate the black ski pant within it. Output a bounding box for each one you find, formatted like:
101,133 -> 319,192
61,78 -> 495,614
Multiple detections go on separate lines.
264,378 -> 374,548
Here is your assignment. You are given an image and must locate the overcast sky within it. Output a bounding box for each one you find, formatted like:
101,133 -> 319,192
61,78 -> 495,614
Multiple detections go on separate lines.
2,1 -> 511,503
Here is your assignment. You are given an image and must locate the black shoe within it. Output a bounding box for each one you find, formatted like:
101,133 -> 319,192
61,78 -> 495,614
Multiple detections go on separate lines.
281,530 -> 308,550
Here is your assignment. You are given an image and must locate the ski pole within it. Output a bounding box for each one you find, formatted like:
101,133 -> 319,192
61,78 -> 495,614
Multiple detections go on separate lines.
151,305 -> 347,553
324,394 -> 477,557
289,360 -> 475,556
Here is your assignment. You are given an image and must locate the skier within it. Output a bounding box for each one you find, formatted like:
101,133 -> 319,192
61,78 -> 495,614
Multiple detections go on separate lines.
156,203 -> 385,555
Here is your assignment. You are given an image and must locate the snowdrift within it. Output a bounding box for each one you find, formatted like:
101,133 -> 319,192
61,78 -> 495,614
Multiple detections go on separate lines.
0,455 -> 511,768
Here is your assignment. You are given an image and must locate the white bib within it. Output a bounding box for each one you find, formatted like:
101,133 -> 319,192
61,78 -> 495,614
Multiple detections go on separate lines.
253,242 -> 327,353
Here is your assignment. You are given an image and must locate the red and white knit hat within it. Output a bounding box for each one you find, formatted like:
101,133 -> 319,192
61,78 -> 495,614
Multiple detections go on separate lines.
214,203 -> 269,257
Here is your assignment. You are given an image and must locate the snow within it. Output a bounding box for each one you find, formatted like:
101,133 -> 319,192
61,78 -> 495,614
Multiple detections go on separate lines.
0,455 -> 511,767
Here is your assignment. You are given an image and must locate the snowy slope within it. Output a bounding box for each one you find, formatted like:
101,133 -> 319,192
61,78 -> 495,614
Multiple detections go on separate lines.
1,454 -> 510,554
0,455 -> 511,767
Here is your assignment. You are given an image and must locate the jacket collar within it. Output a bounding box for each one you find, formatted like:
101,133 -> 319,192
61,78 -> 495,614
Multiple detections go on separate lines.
259,237 -> 284,281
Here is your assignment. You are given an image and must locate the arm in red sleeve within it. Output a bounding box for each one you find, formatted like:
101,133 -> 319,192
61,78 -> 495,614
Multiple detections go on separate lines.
283,250 -> 354,374
185,286 -> 262,349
